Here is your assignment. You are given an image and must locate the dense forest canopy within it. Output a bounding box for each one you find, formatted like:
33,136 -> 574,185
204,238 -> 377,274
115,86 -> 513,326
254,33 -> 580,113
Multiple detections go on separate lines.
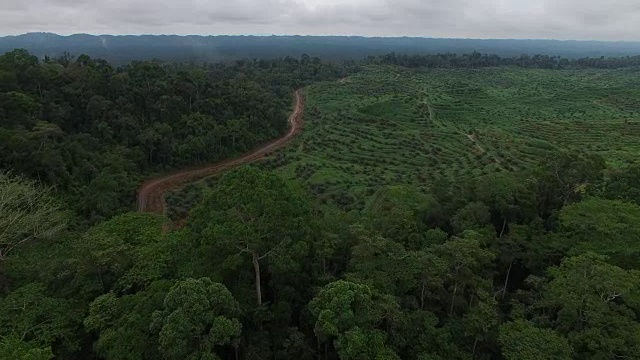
370,51 -> 640,69
2,47 -> 640,360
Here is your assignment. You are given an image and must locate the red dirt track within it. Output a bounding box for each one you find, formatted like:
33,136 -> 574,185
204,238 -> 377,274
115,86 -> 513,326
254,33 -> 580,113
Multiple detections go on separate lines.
137,90 -> 305,215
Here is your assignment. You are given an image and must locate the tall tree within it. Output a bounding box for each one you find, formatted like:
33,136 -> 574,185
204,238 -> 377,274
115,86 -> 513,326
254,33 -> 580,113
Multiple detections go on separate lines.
151,278 -> 242,360
532,150 -> 605,217
0,173 -> 66,291
434,234 -> 495,316
189,166 -> 312,306
308,280 -> 399,360
474,172 -> 536,237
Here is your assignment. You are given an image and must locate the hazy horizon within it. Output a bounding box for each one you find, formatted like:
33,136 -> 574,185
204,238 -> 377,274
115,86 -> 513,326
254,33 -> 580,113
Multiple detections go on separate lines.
4,32 -> 640,44
2,0 -> 639,42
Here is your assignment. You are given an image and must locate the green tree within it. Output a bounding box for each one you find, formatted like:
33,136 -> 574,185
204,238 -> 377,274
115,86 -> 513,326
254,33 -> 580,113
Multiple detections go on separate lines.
0,283 -> 79,353
412,250 -> 447,311
347,225 -> 417,296
190,166 -> 311,305
335,327 -> 400,360
226,117 -> 249,149
364,185 -> 434,250
84,280 -> 172,360
151,278 -> 242,360
0,173 -> 66,290
434,235 -> 495,315
69,212 -> 166,296
601,164 -> 640,205
463,295 -> 499,356
536,253 -> 640,359
498,320 -> 572,360
559,198 -> 640,269
389,310 -> 469,360
309,280 -> 399,359
474,172 -> 536,237
491,223 -> 539,299
532,150 -> 605,217
0,336 -> 53,360
450,202 -> 490,235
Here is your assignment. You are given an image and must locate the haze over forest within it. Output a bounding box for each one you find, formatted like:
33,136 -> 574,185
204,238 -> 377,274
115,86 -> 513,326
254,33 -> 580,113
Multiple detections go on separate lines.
2,33 -> 640,64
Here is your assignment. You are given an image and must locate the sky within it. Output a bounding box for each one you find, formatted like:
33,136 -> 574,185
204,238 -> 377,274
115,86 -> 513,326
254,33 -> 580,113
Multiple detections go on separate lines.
0,0 -> 639,41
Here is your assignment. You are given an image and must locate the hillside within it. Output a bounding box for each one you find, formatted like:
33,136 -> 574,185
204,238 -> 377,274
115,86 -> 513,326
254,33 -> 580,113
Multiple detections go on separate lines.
3,33 -> 640,63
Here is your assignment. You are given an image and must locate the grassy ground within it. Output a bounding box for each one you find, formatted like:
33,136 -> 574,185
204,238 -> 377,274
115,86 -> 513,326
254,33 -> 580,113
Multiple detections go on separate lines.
167,65 -> 640,216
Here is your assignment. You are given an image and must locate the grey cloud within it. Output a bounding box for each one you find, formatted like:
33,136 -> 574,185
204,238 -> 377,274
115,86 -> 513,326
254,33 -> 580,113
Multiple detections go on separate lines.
0,0 -> 639,40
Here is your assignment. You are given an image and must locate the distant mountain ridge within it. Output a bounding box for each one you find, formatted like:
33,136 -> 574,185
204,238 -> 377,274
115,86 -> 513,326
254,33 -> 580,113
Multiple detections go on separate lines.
2,32 -> 640,63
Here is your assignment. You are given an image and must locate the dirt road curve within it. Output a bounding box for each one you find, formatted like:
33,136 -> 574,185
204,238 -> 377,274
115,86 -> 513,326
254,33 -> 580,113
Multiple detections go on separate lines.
137,89 -> 305,215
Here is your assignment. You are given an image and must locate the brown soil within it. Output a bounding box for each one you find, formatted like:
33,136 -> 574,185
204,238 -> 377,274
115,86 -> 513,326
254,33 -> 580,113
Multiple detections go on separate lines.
137,90 -> 305,215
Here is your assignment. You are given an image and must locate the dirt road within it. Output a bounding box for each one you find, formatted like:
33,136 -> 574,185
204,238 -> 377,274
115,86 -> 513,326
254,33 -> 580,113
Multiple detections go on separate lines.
137,89 -> 305,215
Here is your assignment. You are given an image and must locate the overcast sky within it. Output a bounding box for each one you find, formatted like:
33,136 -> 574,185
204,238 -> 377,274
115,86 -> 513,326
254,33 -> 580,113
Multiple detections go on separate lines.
1,0 -> 638,41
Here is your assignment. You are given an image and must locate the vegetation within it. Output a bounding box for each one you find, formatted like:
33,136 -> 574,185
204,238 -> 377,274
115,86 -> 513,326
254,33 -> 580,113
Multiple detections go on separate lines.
0,49 -> 344,222
3,47 -> 640,360
172,65 -> 640,213
4,33 -> 640,63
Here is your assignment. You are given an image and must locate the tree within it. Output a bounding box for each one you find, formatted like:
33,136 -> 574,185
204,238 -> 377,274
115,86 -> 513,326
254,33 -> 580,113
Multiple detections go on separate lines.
364,185 -> 434,250
0,173 -> 66,290
532,150 -> 605,217
190,166 -> 312,306
347,225 -> 418,297
412,250 -> 447,311
388,309 -> 469,360
601,164 -> 640,205
0,336 -> 53,360
474,172 -> 536,237
84,280 -> 172,360
335,327 -> 399,360
0,283 -> 79,354
151,278 -> 242,360
450,202 -> 490,235
69,212 -> 166,296
309,280 -> 376,342
559,198 -> 640,269
308,280 -> 399,360
535,253 -> 640,359
463,296 -> 499,356
491,223 -> 539,299
434,234 -> 495,316
310,208 -> 356,282
226,117 -> 249,149
498,320 -> 572,360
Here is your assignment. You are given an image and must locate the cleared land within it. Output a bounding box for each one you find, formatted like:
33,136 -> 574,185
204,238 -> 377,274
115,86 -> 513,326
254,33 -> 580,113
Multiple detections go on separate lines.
167,66 -> 640,216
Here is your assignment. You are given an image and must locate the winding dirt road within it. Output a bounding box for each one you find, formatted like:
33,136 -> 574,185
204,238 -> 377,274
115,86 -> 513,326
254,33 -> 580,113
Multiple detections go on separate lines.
137,89 -> 305,215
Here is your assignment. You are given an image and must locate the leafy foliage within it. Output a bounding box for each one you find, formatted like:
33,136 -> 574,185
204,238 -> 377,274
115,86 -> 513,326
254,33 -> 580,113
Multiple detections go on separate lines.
498,320 -> 572,360
3,49 -> 640,360
0,49 -> 343,221
151,278 -> 242,360
0,172 -> 67,264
